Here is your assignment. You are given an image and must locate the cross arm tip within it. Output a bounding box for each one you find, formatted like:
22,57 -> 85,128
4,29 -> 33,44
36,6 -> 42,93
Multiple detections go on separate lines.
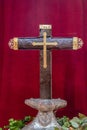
8,37 -> 18,50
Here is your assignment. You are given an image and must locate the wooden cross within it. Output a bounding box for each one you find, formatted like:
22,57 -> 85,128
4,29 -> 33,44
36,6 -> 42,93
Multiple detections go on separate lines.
9,25 -> 83,99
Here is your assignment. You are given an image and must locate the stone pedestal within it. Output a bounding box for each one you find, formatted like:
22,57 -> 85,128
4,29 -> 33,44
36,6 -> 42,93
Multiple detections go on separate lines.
22,98 -> 67,130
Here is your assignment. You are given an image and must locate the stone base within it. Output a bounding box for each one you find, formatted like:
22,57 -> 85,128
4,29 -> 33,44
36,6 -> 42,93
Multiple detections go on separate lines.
22,98 -> 67,130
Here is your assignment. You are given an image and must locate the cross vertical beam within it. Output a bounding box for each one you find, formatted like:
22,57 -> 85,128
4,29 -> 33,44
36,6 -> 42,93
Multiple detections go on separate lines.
40,50 -> 52,99
39,25 -> 52,99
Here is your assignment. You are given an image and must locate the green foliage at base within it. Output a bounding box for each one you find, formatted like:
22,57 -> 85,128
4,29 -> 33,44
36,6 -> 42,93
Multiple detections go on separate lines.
0,116 -> 33,130
0,113 -> 87,130
57,113 -> 87,130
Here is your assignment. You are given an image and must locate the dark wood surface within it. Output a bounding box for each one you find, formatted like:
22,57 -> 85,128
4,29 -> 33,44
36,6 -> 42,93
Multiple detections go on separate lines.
40,50 -> 52,99
18,37 -> 73,50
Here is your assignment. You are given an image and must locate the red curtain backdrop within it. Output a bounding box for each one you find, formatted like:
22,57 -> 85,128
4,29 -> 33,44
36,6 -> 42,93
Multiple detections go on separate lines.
0,0 -> 87,127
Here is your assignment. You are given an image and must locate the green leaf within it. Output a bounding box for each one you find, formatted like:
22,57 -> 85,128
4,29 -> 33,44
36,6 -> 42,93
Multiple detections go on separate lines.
70,120 -> 79,128
57,116 -> 69,126
64,121 -> 70,127
24,116 -> 31,121
71,117 -> 81,124
62,116 -> 69,123
81,117 -> 87,124
0,128 -> 2,130
57,117 -> 64,126
62,125 -> 69,130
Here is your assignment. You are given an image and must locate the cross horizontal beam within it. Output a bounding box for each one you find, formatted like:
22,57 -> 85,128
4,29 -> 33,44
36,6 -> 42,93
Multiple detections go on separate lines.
9,37 -> 83,50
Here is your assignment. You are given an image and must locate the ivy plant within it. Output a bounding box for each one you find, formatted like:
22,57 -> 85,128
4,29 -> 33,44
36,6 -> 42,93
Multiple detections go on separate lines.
0,113 -> 87,130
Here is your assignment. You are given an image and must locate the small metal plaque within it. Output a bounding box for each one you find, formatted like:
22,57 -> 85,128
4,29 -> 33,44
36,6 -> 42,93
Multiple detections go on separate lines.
39,25 -> 52,29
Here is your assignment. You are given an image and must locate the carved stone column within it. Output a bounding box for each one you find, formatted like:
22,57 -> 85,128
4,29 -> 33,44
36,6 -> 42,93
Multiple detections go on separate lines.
22,98 -> 67,130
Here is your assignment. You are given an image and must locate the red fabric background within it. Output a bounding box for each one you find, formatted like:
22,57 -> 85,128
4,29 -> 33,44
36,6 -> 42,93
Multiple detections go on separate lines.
0,0 -> 87,127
